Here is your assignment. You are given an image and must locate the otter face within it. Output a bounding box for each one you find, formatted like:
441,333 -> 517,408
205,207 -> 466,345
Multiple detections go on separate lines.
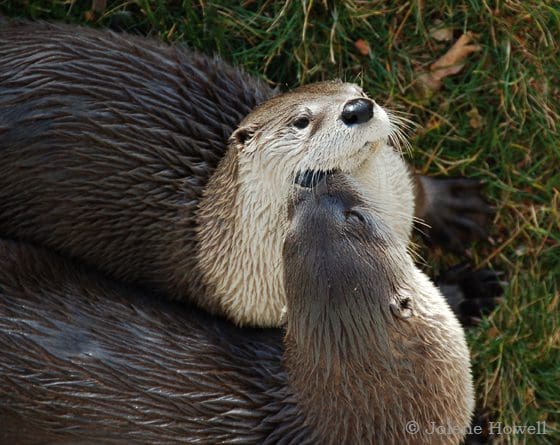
231,81 -> 392,182
284,174 -> 403,318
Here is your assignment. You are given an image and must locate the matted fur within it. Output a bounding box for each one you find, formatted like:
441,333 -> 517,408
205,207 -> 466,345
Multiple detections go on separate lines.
0,21 -> 273,323
0,175 -> 473,444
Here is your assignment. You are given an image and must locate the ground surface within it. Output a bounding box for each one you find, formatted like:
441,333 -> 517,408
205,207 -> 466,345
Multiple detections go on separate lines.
1,1 -> 559,444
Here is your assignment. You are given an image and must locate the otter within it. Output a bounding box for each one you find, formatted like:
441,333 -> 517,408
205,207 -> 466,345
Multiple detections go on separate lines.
0,173 -> 474,444
0,22 -> 492,326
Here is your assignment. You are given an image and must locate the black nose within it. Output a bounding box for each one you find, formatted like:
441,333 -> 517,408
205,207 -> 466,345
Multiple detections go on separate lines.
341,98 -> 374,125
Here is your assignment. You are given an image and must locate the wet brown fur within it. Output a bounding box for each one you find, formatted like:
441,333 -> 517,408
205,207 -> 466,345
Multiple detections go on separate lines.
283,177 -> 473,444
0,21 -> 273,319
0,175 -> 472,444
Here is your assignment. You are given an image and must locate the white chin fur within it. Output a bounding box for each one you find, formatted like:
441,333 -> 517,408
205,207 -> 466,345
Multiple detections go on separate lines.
297,103 -> 392,174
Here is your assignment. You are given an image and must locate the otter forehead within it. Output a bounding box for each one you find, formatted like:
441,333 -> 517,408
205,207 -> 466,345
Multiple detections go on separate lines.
287,175 -> 364,223
286,175 -> 389,248
232,80 -> 391,176
283,174 -> 408,326
239,81 -> 367,125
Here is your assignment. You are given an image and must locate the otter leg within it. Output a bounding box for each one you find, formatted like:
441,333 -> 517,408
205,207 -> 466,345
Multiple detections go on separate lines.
436,263 -> 504,327
413,175 -> 494,253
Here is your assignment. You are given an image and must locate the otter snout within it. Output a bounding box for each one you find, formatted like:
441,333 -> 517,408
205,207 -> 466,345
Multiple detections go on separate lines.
288,175 -> 367,237
341,98 -> 374,125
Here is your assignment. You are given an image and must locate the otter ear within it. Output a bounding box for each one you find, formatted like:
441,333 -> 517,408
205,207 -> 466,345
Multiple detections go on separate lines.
231,124 -> 258,153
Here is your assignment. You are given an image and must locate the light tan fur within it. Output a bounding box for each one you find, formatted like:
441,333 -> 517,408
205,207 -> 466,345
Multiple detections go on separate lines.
197,81 -> 414,326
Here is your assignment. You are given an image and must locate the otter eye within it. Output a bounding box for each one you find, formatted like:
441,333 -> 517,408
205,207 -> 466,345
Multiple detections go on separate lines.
344,210 -> 366,224
293,117 -> 310,129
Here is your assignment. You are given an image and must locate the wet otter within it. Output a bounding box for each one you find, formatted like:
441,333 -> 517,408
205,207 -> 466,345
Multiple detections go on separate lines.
0,22 -> 492,326
0,174 -> 474,444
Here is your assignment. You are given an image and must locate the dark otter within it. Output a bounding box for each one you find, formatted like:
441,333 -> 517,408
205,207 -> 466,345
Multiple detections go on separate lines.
0,22 -> 492,326
0,174 -> 473,445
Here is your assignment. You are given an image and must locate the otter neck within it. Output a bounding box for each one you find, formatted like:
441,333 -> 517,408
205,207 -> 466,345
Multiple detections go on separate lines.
283,264 -> 474,445
196,148 -> 289,326
351,144 -> 415,245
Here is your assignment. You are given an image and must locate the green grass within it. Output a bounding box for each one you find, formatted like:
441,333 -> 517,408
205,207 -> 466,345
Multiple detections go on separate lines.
1,1 -> 559,443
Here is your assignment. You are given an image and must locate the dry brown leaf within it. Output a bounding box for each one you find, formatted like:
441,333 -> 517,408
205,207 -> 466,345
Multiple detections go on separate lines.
431,33 -> 481,80
354,39 -> 370,56
417,32 -> 481,95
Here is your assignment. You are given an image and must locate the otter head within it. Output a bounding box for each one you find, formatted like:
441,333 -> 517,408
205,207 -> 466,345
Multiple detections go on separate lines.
282,174 -> 475,445
283,174 -> 416,360
231,80 -> 391,182
197,81 -> 408,327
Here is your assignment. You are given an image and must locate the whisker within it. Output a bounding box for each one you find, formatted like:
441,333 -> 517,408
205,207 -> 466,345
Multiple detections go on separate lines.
384,108 -> 417,157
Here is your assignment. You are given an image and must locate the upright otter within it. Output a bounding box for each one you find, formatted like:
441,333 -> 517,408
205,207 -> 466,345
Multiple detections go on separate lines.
0,174 -> 473,444
0,22 -> 492,326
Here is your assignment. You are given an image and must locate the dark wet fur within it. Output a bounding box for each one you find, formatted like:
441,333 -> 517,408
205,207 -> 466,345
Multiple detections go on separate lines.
285,177 -> 400,361
0,21 -> 274,310
0,177 -> 399,444
415,177 -> 494,253
0,22 -> 484,443
0,178 -> 397,445
0,22 -> 493,318
0,239 -> 313,445
281,177 -> 466,444
0,176 -> 473,444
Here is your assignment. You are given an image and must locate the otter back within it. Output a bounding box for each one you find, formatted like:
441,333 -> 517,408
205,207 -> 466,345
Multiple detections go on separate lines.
0,22 -> 274,311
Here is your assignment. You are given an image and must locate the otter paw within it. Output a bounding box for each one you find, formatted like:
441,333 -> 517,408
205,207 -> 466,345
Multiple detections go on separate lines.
420,177 -> 493,253
436,263 -> 504,326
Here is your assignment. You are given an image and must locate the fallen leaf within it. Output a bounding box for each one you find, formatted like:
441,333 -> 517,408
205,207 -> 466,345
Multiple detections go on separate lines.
486,326 -> 499,339
432,33 -> 481,79
416,32 -> 481,96
354,39 -> 370,56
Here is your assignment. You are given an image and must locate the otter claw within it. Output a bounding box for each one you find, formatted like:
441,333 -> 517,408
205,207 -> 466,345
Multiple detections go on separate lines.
418,176 -> 494,253
436,263 -> 504,327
